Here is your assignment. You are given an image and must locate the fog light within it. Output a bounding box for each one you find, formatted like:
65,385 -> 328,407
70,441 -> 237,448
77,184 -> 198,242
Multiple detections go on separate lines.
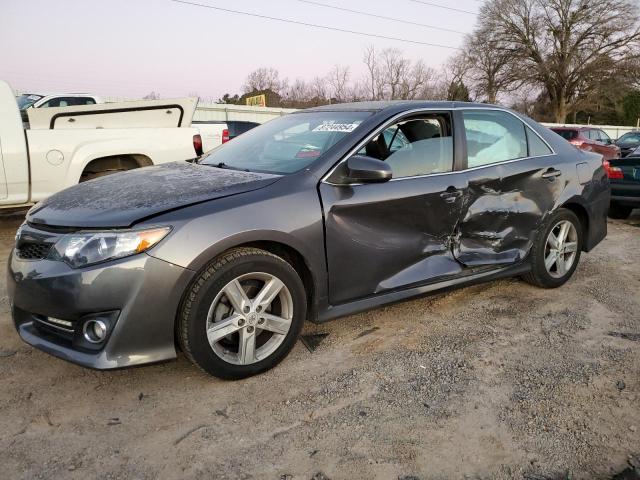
83,319 -> 107,343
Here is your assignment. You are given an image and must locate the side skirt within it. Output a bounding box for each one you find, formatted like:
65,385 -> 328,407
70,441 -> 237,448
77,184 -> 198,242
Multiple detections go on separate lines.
315,262 -> 531,323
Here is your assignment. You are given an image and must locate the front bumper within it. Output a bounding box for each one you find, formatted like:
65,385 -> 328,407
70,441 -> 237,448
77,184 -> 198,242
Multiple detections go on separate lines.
8,249 -> 195,369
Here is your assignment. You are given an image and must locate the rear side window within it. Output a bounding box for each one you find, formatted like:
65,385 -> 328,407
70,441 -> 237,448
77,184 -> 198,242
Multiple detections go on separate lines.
526,127 -> 553,157
463,110 -> 527,167
552,129 -> 578,141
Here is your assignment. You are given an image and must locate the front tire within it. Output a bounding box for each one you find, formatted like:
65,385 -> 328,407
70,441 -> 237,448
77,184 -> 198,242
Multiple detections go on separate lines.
178,247 -> 307,380
522,208 -> 582,289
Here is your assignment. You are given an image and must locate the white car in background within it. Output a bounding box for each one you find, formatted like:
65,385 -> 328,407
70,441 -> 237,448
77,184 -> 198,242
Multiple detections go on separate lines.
16,93 -> 104,123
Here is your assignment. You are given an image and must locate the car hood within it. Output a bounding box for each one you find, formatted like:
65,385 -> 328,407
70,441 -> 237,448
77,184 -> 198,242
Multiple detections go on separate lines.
28,161 -> 281,228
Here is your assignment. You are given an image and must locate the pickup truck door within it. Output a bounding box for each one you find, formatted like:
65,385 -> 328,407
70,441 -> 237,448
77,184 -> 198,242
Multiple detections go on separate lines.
0,80 -> 29,204
0,137 -> 8,199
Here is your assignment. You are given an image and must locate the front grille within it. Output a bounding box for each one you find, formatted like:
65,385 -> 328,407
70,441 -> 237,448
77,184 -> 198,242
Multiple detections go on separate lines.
16,242 -> 52,260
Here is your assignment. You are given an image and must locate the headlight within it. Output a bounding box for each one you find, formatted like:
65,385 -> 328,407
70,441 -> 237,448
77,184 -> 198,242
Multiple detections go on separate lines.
51,227 -> 171,268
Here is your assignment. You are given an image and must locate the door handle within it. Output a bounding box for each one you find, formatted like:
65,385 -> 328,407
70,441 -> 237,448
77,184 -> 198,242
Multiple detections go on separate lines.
542,168 -> 562,179
440,188 -> 463,203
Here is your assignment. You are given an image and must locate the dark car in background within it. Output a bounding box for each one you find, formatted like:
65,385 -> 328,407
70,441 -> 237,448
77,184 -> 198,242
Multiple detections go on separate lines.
615,130 -> 640,158
551,126 -> 621,161
193,120 -> 260,143
607,153 -> 640,218
8,102 -> 609,380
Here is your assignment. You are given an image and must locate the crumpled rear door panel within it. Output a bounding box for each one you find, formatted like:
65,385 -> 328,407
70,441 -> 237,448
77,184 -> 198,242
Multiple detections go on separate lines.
454,158 -> 564,266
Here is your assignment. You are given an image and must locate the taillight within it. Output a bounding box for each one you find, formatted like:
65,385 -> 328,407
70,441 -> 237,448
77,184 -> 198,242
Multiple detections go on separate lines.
193,134 -> 203,156
222,129 -> 230,143
603,159 -> 624,179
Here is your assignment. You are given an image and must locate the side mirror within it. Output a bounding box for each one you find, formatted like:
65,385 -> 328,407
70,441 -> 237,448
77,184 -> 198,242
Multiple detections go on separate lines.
345,155 -> 392,183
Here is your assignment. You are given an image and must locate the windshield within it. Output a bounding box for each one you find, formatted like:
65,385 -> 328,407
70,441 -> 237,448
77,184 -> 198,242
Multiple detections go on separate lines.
200,111 -> 371,174
16,94 -> 43,110
617,132 -> 640,145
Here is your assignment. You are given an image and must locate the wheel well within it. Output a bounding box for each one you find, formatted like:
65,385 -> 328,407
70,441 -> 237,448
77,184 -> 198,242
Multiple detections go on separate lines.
561,202 -> 589,249
82,154 -> 153,176
238,241 -> 316,319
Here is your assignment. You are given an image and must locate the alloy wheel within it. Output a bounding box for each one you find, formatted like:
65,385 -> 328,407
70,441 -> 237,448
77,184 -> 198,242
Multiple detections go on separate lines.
544,220 -> 578,279
206,272 -> 293,365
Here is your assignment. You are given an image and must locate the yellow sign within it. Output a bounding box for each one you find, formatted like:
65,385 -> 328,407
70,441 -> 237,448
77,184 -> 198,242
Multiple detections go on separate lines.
246,94 -> 266,107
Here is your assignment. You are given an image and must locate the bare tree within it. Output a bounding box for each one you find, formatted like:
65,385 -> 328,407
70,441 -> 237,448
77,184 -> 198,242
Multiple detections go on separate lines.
327,65 -> 350,102
481,0 -> 640,122
462,25 -> 523,104
142,91 -> 160,100
361,45 -> 438,101
441,54 -> 472,101
309,76 -> 329,101
243,67 -> 288,95
362,45 -> 385,100
284,78 -> 311,104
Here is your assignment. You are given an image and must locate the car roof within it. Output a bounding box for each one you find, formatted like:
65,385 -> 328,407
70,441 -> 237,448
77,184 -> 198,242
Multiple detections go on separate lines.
300,100 -> 503,113
20,92 -> 96,97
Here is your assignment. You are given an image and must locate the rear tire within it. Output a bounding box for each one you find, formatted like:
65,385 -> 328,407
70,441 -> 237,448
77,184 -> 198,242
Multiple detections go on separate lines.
608,203 -> 633,219
522,208 -> 582,289
178,247 -> 306,380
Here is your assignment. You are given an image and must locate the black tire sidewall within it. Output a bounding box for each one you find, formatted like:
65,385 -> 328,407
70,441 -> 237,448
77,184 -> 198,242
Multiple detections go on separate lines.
531,209 -> 583,288
608,203 -> 632,219
183,253 -> 306,380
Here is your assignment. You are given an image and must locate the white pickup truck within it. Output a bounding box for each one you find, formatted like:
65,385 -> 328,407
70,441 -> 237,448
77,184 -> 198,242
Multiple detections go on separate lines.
0,80 -> 226,208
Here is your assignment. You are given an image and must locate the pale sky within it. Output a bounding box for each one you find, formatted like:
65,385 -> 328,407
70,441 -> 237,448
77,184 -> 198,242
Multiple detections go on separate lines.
0,0 -> 481,100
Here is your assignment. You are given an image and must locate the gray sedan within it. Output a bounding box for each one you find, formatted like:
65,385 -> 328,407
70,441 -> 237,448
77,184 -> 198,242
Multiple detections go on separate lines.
8,101 -> 609,379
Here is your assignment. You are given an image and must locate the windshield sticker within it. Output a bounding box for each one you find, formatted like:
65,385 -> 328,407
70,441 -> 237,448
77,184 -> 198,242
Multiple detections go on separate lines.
312,121 -> 361,133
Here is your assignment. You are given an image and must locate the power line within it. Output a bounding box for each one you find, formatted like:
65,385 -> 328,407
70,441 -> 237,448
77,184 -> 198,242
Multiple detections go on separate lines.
170,0 -> 462,50
293,0 -> 466,35
409,0 -> 478,15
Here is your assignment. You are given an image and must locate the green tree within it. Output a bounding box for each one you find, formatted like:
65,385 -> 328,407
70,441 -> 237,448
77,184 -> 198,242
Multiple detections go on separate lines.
623,91 -> 640,126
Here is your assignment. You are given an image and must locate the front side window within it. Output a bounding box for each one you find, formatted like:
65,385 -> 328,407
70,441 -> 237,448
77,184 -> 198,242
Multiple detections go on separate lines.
200,111 -> 371,174
358,114 -> 453,178
463,110 -> 527,168
588,129 -> 602,141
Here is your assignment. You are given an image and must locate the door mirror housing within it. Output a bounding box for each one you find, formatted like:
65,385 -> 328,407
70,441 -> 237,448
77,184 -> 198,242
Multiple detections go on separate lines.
345,155 -> 392,183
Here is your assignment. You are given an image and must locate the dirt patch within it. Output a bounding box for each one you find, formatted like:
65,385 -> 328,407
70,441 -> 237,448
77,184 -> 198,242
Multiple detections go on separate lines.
0,215 -> 638,479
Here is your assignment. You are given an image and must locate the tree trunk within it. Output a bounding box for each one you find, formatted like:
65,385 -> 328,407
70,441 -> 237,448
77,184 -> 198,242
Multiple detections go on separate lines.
553,92 -> 568,123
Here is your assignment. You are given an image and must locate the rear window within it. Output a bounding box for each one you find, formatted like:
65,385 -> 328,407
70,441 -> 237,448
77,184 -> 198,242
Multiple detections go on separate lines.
552,129 -> 578,141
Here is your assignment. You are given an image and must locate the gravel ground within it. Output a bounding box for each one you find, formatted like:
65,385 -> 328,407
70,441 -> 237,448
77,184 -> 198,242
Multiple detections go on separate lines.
0,212 -> 638,479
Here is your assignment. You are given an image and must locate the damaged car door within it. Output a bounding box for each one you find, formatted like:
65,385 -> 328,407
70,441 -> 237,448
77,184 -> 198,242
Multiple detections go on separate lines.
320,112 -> 466,304
454,109 -> 560,266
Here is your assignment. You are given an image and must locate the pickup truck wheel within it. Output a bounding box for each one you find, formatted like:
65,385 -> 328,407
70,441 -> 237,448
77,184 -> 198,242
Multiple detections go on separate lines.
178,247 -> 307,380
608,203 -> 633,219
523,209 -> 582,289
